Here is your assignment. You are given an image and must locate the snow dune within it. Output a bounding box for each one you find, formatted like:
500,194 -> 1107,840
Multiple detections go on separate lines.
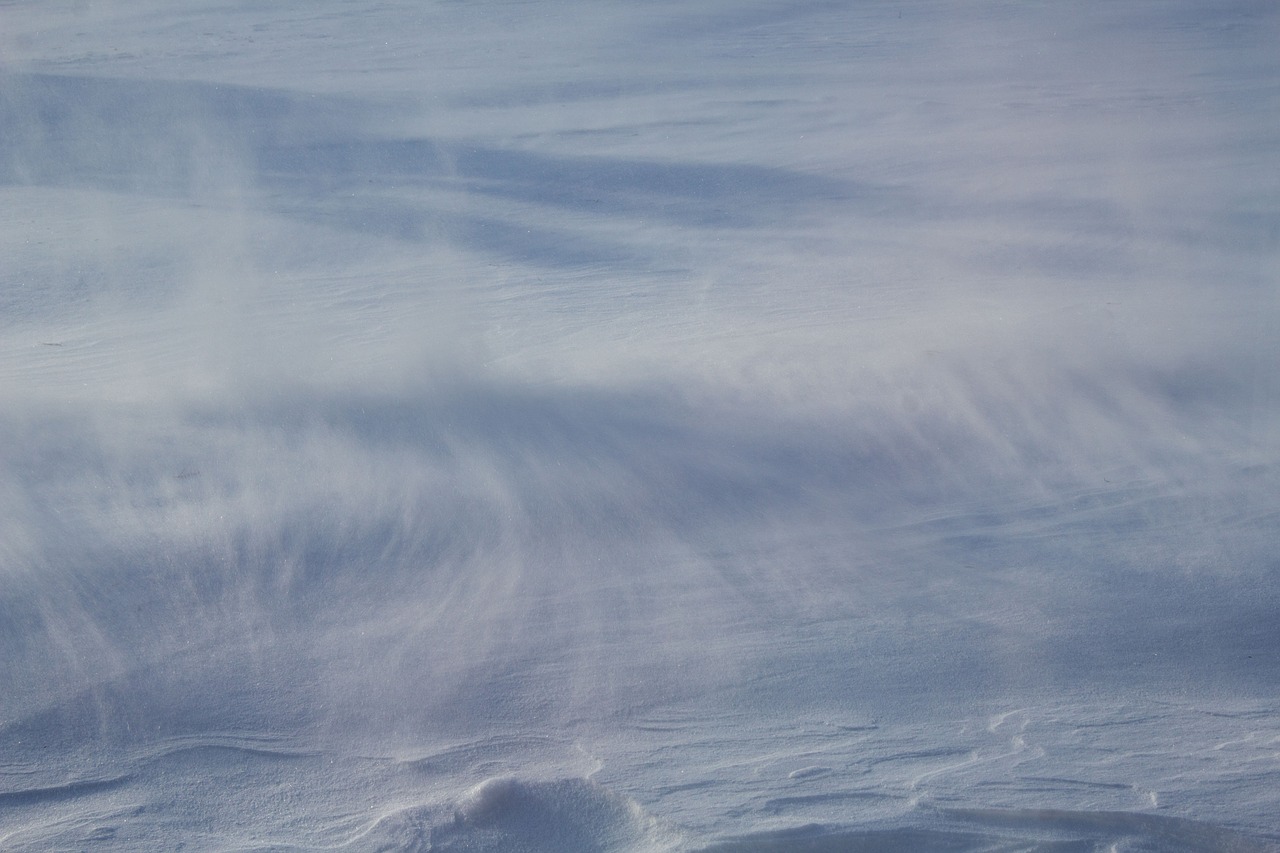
2,1 -> 1279,850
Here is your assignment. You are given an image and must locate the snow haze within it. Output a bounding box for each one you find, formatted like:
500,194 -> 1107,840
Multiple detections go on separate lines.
2,1 -> 1279,850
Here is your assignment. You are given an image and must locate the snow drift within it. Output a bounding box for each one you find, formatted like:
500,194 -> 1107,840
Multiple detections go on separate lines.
2,0 -> 1279,850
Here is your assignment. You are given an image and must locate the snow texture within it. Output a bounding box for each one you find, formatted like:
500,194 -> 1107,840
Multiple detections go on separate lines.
2,1 -> 1279,850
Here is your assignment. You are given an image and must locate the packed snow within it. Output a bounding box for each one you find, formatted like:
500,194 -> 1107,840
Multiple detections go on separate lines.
2,1 -> 1278,850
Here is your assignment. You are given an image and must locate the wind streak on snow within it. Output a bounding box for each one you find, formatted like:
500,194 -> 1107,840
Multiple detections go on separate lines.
2,0 -> 1280,849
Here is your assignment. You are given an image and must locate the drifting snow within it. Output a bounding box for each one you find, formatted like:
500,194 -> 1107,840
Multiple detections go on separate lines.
2,1 -> 1279,850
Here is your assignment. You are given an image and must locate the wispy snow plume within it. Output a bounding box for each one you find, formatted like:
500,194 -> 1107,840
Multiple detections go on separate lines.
2,1 -> 1279,849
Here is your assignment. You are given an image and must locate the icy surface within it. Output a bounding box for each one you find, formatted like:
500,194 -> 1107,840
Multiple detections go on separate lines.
2,1 -> 1279,850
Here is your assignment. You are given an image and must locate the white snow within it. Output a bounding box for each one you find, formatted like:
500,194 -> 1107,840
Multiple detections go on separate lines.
2,1 -> 1279,850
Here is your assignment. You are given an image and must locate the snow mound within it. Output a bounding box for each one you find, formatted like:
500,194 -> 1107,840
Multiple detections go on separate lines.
435,775 -> 684,853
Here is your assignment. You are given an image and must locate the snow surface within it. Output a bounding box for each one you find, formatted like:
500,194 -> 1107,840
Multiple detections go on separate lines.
2,1 -> 1279,850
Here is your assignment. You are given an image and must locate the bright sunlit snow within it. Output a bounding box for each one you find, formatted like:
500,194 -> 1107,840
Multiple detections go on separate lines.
2,1 -> 1279,850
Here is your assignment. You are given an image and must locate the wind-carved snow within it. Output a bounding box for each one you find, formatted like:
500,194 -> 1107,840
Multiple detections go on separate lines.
2,1 -> 1279,850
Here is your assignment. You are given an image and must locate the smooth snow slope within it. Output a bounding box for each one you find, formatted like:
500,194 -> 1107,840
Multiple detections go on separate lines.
2,1 -> 1279,850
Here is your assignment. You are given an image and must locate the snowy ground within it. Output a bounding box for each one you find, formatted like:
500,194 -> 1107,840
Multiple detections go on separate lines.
2,1 -> 1279,850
